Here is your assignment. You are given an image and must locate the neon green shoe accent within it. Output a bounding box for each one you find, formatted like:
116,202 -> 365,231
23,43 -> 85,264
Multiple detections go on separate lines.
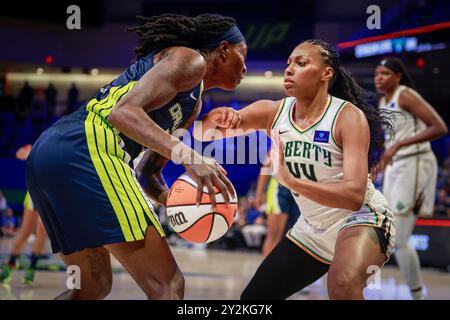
0,264 -> 15,284
22,269 -> 35,286
48,265 -> 60,271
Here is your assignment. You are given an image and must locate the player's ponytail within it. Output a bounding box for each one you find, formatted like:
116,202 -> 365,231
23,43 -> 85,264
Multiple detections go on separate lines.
302,39 -> 393,170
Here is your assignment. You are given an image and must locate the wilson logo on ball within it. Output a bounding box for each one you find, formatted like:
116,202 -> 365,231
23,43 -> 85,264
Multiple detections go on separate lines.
166,173 -> 238,243
169,212 -> 188,227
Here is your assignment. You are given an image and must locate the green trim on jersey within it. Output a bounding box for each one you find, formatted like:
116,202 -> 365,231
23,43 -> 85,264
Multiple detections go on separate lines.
288,95 -> 333,134
271,99 -> 287,129
365,204 -> 379,226
330,100 -> 346,149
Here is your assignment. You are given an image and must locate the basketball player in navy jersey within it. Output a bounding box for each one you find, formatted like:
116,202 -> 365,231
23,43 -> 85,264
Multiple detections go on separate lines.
26,14 -> 246,299
0,145 -> 48,286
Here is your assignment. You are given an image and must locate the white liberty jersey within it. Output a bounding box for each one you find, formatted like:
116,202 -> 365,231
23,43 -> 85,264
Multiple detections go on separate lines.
271,95 -> 393,233
379,85 -> 431,159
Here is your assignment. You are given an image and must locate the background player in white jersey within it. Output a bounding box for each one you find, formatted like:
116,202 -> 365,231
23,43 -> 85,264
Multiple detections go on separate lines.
374,58 -> 448,299
194,39 -> 396,299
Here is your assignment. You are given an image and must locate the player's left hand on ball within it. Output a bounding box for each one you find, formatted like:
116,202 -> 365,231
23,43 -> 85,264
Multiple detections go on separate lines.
184,157 -> 235,210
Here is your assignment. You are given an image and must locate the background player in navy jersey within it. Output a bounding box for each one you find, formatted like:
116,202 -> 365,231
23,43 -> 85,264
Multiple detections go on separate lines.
0,145 -> 48,287
26,13 -> 246,299
254,154 -> 300,257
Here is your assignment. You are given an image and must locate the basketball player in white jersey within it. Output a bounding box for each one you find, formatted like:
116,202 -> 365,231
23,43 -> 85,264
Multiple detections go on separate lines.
194,39 -> 396,299
374,58 -> 448,299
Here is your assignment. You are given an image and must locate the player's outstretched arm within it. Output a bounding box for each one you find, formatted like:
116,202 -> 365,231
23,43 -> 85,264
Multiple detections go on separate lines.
193,99 -> 281,141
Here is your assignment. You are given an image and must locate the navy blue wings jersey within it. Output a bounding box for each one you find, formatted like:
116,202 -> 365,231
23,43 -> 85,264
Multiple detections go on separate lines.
83,51 -> 203,161
26,52 -> 208,254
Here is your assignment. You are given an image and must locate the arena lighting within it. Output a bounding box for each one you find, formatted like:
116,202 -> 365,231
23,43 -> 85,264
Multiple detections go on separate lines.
7,72 -> 117,87
6,73 -> 285,90
353,36 -> 446,58
337,21 -> 450,49
416,57 -> 425,68
416,219 -> 450,227
45,55 -> 54,65
240,75 -> 283,88
90,68 -> 99,76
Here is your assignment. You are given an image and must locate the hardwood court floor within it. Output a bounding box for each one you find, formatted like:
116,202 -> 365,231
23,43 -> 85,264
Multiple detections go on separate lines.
1,238 -> 449,300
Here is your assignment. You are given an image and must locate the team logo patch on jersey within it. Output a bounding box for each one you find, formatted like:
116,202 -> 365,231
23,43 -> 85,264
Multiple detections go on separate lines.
313,130 -> 330,143
396,201 -> 406,211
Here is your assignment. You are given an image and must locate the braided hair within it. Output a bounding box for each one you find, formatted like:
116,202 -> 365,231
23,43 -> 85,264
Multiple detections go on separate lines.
301,39 -> 394,170
128,13 -> 237,58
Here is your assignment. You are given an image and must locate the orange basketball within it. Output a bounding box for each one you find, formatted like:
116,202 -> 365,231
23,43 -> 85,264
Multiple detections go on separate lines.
166,173 -> 238,243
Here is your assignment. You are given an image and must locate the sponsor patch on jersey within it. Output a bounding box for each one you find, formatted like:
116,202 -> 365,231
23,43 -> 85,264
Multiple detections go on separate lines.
313,130 -> 330,143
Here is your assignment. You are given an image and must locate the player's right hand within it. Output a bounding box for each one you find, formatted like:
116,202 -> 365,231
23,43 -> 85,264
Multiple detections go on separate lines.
207,107 -> 242,129
184,157 -> 235,210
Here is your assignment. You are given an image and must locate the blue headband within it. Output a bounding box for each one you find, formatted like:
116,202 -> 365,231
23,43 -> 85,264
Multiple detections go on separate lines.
202,25 -> 246,48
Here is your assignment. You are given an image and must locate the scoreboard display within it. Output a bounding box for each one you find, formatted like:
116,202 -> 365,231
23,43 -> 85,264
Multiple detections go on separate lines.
387,218 -> 450,268
412,219 -> 450,268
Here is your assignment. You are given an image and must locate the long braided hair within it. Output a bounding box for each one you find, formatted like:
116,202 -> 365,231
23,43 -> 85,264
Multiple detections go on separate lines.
127,13 -> 238,58
301,39 -> 394,170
